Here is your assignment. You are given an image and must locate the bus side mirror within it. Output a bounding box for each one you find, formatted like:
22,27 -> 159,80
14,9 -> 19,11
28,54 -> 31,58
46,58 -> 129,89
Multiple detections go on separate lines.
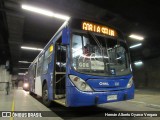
62,27 -> 70,45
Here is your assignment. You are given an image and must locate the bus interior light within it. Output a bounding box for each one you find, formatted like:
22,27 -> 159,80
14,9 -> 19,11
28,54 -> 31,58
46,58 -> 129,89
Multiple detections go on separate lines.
116,57 -> 122,60
130,64 -> 133,72
21,4 -> 70,20
129,43 -> 142,48
18,73 -> 25,75
129,34 -> 144,40
134,61 -> 143,66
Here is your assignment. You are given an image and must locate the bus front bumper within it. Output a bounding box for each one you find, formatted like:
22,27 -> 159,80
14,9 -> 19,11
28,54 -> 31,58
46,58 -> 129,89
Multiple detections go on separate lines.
66,85 -> 134,107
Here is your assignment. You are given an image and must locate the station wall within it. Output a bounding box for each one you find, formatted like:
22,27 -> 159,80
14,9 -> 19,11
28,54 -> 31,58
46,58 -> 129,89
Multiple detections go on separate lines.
133,56 -> 160,89
0,65 -> 12,91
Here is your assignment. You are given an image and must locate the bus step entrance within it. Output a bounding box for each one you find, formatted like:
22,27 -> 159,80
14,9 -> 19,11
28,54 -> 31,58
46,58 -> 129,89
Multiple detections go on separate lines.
55,74 -> 66,98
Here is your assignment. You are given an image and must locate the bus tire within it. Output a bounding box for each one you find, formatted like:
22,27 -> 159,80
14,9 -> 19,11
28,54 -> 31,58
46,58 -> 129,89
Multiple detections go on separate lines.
42,83 -> 52,107
29,91 -> 33,95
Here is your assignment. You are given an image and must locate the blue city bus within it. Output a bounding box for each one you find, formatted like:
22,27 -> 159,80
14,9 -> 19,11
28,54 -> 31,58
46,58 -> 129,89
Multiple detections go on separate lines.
28,18 -> 134,107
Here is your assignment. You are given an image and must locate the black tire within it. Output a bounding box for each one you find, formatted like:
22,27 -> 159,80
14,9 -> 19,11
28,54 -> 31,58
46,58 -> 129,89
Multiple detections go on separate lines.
29,91 -> 33,95
42,83 -> 52,107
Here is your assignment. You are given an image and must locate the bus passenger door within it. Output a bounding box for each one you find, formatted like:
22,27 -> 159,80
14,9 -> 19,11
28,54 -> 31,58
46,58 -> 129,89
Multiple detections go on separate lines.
54,43 -> 67,99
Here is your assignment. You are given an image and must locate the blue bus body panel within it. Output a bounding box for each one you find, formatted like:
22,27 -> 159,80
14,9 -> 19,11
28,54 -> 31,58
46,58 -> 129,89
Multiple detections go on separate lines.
41,44 -> 54,100
67,68 -> 132,87
86,77 -> 131,91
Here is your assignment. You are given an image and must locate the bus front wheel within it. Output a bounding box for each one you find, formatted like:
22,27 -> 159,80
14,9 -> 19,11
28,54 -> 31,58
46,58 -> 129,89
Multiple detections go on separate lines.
42,84 -> 52,107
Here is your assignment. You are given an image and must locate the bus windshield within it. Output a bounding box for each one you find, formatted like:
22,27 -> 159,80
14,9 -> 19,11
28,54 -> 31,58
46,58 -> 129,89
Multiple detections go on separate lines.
71,32 -> 131,76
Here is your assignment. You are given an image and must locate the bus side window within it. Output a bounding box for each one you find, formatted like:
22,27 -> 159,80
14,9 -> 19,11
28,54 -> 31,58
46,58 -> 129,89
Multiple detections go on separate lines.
37,55 -> 44,76
30,65 -> 35,79
33,63 -> 37,78
55,36 -> 66,72
43,45 -> 53,74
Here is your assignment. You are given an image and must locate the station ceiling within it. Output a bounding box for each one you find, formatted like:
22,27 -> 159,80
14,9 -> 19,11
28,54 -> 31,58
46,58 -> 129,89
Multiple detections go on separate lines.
0,0 -> 160,75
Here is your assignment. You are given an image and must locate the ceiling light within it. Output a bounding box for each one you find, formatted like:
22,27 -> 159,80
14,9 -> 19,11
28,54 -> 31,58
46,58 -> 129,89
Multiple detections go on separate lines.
129,34 -> 144,40
52,13 -> 70,20
21,46 -> 43,51
129,43 -> 142,48
134,61 -> 143,66
19,61 -> 32,64
21,4 -> 70,20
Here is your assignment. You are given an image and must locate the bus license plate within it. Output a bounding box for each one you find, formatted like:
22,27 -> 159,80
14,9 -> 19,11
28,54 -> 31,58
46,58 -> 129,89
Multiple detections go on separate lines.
107,95 -> 117,101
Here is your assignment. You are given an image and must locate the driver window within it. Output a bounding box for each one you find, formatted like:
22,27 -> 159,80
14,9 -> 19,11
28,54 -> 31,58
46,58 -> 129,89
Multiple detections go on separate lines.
72,34 -> 83,57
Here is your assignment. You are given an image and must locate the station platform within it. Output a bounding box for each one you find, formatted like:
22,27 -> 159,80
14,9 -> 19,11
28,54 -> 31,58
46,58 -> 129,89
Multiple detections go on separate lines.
0,88 -> 160,120
0,88 -> 62,120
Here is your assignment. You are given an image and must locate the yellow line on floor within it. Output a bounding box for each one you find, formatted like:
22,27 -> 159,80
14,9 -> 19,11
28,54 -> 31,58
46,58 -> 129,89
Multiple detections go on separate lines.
10,90 -> 15,120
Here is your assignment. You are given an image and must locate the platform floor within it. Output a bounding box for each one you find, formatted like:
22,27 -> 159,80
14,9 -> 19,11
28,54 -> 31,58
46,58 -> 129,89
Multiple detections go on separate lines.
0,88 -> 160,120
0,88 -> 62,120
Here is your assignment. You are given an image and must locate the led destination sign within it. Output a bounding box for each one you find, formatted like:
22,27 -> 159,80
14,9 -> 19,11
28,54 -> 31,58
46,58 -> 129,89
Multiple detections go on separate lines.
82,21 -> 117,37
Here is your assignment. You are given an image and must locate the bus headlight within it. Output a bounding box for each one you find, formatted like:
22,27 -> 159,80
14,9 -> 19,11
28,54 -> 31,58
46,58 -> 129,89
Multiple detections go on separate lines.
23,83 -> 29,88
127,77 -> 133,88
69,75 -> 93,92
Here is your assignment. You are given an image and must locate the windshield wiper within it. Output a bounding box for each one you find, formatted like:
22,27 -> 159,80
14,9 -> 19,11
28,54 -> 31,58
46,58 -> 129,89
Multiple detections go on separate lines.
88,32 -> 109,75
88,32 -> 103,51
